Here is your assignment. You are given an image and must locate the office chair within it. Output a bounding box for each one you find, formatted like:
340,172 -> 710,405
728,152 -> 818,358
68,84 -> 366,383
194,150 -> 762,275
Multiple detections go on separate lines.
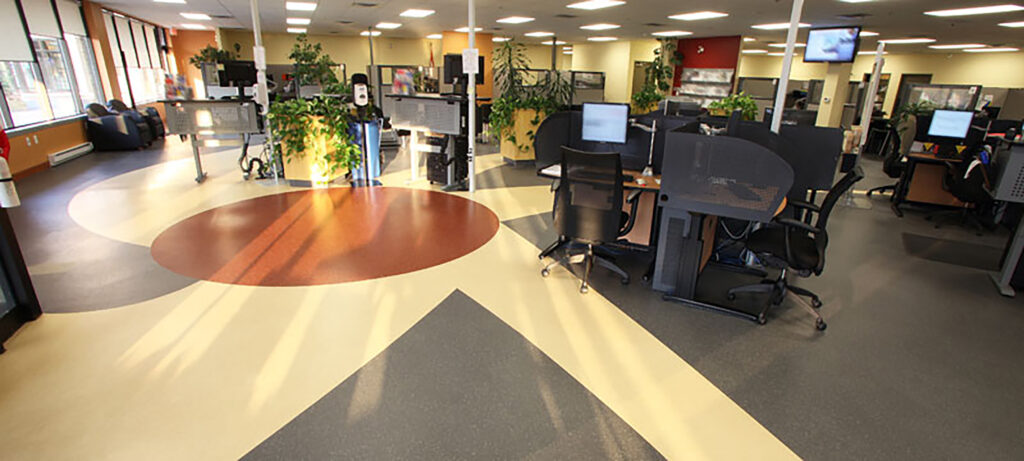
866,120 -> 907,197
925,145 -> 995,235
727,166 -> 865,330
541,147 -> 642,294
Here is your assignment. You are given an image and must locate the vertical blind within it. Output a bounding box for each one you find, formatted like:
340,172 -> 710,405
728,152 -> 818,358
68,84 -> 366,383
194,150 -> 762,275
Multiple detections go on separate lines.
0,0 -> 34,60
130,20 -> 149,68
22,0 -> 62,37
56,0 -> 87,36
113,15 -> 137,68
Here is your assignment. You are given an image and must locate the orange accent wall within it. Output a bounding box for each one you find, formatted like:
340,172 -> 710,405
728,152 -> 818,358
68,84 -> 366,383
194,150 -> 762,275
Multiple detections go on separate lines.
441,32 -> 494,99
7,120 -> 88,176
169,30 -> 217,95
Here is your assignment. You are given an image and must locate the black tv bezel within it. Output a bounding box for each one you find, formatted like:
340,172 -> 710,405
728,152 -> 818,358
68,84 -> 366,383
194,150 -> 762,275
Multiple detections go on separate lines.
802,26 -> 862,64
581,102 -> 631,144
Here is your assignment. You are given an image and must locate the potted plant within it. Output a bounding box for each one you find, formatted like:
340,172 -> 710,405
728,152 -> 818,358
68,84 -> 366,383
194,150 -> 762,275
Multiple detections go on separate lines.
708,92 -> 759,120
491,40 -> 574,163
289,33 -> 341,93
188,44 -> 238,69
631,39 -> 680,114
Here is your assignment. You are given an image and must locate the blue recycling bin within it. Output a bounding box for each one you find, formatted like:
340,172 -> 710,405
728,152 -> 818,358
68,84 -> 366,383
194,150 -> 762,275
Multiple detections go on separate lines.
350,119 -> 382,181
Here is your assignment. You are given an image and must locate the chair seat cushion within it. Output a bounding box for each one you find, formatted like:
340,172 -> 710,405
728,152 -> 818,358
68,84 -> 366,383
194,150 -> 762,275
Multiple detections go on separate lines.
747,227 -> 820,271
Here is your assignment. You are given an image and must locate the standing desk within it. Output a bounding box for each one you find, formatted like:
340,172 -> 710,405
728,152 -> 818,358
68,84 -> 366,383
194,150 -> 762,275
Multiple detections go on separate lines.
892,151 -> 965,215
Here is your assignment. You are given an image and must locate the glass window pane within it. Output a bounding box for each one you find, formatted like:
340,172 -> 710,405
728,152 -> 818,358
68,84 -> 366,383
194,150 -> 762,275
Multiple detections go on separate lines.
65,34 -> 105,109
0,61 -> 53,126
33,37 -> 78,118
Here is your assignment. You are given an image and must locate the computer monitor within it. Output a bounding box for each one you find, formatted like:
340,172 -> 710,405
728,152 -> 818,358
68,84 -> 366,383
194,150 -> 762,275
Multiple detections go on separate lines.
221,60 -> 257,86
927,110 -> 973,140
803,27 -> 861,63
581,103 -> 629,144
443,54 -> 485,84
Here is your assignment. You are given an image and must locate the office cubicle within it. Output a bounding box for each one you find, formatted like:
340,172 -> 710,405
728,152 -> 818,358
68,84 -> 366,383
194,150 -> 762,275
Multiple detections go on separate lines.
899,83 -> 981,112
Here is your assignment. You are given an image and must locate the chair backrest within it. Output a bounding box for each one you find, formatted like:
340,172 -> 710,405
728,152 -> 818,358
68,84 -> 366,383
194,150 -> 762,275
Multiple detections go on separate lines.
86,103 -> 111,117
108,99 -> 131,112
554,147 -> 624,243
881,123 -> 904,178
811,165 -> 864,272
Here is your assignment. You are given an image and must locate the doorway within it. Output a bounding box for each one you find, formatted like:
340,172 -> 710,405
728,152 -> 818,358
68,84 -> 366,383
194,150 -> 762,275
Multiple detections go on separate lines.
631,61 -> 650,97
894,74 -> 933,111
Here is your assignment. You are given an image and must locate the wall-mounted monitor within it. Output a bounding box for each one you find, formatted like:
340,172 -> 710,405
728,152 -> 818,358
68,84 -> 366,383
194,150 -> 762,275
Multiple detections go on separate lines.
803,26 -> 861,63
582,103 -> 629,144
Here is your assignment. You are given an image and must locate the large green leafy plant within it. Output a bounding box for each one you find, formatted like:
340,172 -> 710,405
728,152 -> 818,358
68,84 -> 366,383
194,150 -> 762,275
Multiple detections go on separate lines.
267,97 -> 361,178
631,39 -> 681,113
188,44 -> 237,69
892,100 -> 936,133
490,39 -> 575,152
289,34 -> 340,86
708,92 -> 759,120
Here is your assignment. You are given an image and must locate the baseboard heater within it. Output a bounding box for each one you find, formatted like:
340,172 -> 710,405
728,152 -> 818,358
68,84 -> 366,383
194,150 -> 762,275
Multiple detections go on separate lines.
47,142 -> 93,167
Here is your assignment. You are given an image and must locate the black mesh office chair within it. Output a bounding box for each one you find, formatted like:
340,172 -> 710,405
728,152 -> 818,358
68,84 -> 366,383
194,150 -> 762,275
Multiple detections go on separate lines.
926,145 -> 995,234
541,147 -> 641,294
727,166 -> 865,330
866,120 -> 909,197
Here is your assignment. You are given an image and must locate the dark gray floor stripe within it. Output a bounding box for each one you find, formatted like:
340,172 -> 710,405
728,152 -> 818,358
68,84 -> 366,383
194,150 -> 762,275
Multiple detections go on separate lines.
244,290 -> 663,461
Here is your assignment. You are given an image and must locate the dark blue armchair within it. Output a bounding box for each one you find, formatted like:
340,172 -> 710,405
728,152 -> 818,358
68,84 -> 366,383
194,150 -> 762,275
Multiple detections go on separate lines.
85,103 -> 148,151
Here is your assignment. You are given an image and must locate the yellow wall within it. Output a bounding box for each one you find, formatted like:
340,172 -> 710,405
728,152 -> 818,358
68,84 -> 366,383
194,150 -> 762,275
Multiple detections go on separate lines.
571,41 -> 632,103
738,51 -> 1024,114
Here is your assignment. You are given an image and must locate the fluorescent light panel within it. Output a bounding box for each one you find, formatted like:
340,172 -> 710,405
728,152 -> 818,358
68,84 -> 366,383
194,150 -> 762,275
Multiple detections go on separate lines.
400,9 -> 435,18
525,31 -> 554,37
858,51 -> 888,55
455,26 -> 483,32
965,47 -> 1019,52
497,16 -> 534,24
860,31 -> 879,36
287,27 -> 306,33
752,22 -> 811,30
361,30 -> 381,36
567,0 -> 625,10
493,37 -> 511,42
768,42 -> 805,48
587,36 -> 618,41
426,34 -> 443,39
287,17 -> 311,25
542,40 -> 568,45
929,44 -> 986,49
999,21 -> 1024,27
154,0 -> 186,3
742,49 -> 767,54
924,4 -> 1024,17
286,2 -> 317,11
580,23 -> 620,30
669,11 -> 728,21
652,30 -> 692,37
880,38 -> 936,44
180,23 -> 206,30
180,12 -> 209,20
743,37 -> 756,42
376,22 -> 402,29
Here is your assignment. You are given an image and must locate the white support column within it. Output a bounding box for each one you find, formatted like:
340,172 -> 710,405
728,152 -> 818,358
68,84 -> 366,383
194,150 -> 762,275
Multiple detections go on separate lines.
250,0 -> 275,176
770,0 -> 805,133
859,42 -> 887,151
467,0 -> 477,193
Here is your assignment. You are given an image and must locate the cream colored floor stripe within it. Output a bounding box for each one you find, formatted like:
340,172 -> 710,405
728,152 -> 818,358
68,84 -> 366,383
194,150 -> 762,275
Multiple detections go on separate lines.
0,140 -> 796,459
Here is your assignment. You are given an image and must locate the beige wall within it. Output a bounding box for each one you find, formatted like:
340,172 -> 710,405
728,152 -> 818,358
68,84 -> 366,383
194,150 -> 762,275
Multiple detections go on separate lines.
571,41 -> 632,103
738,51 -> 1024,114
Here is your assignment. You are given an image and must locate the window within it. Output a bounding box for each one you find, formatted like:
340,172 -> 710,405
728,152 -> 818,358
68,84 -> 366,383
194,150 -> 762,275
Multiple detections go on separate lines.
0,61 -> 52,126
32,36 -> 78,118
65,34 -> 104,109
103,12 -> 167,106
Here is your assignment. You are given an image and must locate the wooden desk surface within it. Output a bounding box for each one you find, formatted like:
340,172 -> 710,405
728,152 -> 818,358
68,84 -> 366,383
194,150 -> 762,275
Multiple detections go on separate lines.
908,151 -> 965,163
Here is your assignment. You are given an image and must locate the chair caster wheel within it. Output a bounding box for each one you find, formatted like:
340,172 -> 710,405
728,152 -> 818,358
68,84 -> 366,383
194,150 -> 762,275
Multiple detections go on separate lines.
811,298 -> 822,308
642,275 -> 650,282
816,319 -> 827,331
757,314 -> 767,325
580,286 -> 589,294
621,277 -> 630,285
541,269 -> 550,278
727,293 -> 736,301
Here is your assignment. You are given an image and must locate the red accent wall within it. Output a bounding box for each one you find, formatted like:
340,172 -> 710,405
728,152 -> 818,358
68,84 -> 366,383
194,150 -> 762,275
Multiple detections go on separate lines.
672,36 -> 742,91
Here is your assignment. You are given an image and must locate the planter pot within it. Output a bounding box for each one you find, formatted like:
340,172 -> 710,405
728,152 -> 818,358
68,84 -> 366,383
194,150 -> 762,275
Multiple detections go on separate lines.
500,108 -> 541,164
282,116 -> 346,187
708,107 -> 730,117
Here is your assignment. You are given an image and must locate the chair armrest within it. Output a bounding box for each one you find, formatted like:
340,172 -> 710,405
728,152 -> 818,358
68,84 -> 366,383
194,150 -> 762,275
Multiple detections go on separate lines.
619,190 -> 643,236
787,200 -> 820,212
627,189 -> 642,203
775,218 -> 820,234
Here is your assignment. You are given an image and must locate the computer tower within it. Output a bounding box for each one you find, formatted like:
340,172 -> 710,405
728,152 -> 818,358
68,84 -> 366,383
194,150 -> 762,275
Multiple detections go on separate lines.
652,208 -> 704,295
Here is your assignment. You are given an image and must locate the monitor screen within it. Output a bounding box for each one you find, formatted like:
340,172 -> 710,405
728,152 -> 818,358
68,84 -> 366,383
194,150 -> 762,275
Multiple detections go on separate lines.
582,103 -> 629,143
443,54 -> 485,84
928,110 -> 974,140
221,60 -> 257,85
803,27 -> 861,63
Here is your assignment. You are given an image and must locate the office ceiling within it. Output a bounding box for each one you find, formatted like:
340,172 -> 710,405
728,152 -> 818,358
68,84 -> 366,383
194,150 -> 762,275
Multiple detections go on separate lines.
94,0 -> 1024,51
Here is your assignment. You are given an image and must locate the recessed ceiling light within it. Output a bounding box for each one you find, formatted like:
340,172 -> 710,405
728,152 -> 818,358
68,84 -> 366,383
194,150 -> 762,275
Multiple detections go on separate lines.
525,31 -> 554,37
999,21 -> 1024,27
180,12 -> 210,20
924,4 -> 1024,17
879,38 -> 936,44
563,46 -> 573,50
564,51 -> 574,55
929,43 -> 987,49
181,23 -> 206,29
766,52 -> 786,56
858,51 -> 888,55
455,26 -> 483,32
742,49 -> 768,54
497,16 -> 534,24
154,0 -> 186,3
860,31 -> 879,37
493,36 -> 511,42
376,22 -> 402,29
580,23 -> 620,30
286,2 -> 317,11
567,0 -> 626,10
965,47 -> 1020,53
769,42 -> 806,48
361,30 -> 382,36
287,27 -> 307,34
542,40 -> 568,45
652,30 -> 693,37
752,22 -> 811,30
743,37 -> 756,42
669,11 -> 728,21
587,36 -> 618,42
400,9 -> 435,18
426,33 -> 442,39
287,17 -> 311,25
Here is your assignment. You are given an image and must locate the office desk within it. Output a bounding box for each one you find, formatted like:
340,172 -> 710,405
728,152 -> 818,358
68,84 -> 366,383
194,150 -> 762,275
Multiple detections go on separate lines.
893,151 -> 964,215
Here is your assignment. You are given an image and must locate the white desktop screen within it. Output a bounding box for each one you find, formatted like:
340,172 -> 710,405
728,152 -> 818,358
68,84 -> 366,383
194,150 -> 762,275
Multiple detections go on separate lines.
804,27 -> 860,63
582,103 -> 629,143
927,110 -> 973,139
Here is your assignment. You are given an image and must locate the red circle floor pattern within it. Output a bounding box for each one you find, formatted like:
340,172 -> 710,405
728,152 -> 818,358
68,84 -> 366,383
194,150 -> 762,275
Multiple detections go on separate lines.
151,187 -> 500,286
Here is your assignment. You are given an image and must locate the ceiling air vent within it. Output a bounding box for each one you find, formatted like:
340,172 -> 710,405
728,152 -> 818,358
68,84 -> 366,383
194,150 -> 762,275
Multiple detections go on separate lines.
210,14 -> 232,19
555,14 -> 577,19
837,13 -> 870,20
352,2 -> 378,7
337,20 -> 353,24
644,22 -> 666,27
